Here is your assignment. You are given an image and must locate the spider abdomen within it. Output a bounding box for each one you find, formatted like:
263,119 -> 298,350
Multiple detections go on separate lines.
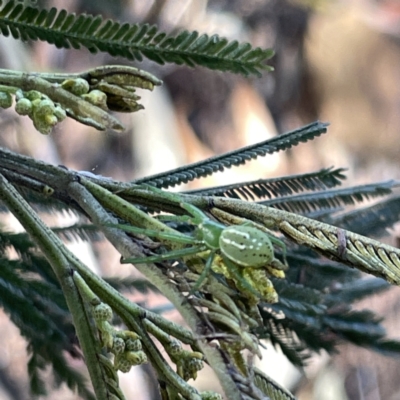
219,225 -> 274,267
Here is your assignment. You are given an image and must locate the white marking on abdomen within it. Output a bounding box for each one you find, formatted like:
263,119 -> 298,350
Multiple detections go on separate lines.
220,237 -> 246,250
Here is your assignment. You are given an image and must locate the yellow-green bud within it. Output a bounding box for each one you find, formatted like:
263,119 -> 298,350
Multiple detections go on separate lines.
82,90 -> 107,109
15,98 -> 32,116
114,354 -> 132,373
53,106 -> 66,121
188,358 -> 203,374
45,114 -> 58,127
31,98 -> 41,109
112,337 -> 125,355
34,99 -> 55,118
25,90 -> 41,101
93,303 -> 113,322
33,118 -> 53,135
167,339 -> 183,356
125,350 -> 147,365
0,92 -> 13,109
125,338 -> 142,352
61,78 -> 90,95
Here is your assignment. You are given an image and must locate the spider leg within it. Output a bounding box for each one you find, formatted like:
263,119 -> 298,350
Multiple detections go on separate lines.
190,251 -> 216,294
156,214 -> 191,224
267,234 -> 287,266
221,257 -> 261,299
110,223 -> 196,245
141,184 -> 211,225
122,245 -> 207,265
179,202 -> 209,224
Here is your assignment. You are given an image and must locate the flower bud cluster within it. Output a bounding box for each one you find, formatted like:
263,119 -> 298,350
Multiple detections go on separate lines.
92,302 -> 147,374
166,339 -> 204,381
14,90 -> 66,135
62,78 -> 108,109
112,330 -> 147,373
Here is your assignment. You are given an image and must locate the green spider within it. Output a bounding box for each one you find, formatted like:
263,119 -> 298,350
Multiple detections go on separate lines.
117,191 -> 287,298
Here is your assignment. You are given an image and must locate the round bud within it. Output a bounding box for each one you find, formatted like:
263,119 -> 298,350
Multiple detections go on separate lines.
45,114 -> 58,127
82,90 -> 107,109
61,78 -> 90,95
34,99 -> 55,118
122,331 -> 140,341
188,358 -> 204,374
112,337 -> 125,355
183,358 -> 203,381
167,339 -> 183,356
33,118 -> 53,135
125,338 -> 142,352
114,354 -> 132,373
25,90 -> 41,101
53,105 -> 66,121
31,98 -> 41,110
125,350 -> 147,365
93,303 -> 113,322
0,92 -> 13,109
15,98 -> 32,116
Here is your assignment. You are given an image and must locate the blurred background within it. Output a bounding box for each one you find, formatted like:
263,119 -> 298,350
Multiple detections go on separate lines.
1,0 -> 400,399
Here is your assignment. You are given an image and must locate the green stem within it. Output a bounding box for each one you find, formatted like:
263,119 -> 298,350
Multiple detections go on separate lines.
0,65 -> 162,88
81,177 -> 177,233
0,84 -> 19,93
0,173 -> 109,400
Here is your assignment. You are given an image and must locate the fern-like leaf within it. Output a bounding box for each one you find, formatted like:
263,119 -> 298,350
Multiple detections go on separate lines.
332,195 -> 400,237
0,266 -> 62,341
0,181 -> 80,215
260,290 -> 400,362
325,278 -> 390,305
136,121 -> 328,188
186,167 -> 346,200
28,350 -> 95,399
1,224 -> 103,261
284,250 -> 361,290
52,224 -> 103,243
28,353 -> 47,396
12,185 -> 81,215
50,352 -> 95,400
269,312 -> 337,355
258,315 -> 310,366
271,279 -> 326,316
261,181 -> 396,214
0,248 -> 94,398
368,339 -> 400,358
253,367 -> 298,400
323,310 -> 385,342
0,1 -> 273,76
263,266 -> 400,362
0,232 -> 59,285
0,258 -> 73,345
